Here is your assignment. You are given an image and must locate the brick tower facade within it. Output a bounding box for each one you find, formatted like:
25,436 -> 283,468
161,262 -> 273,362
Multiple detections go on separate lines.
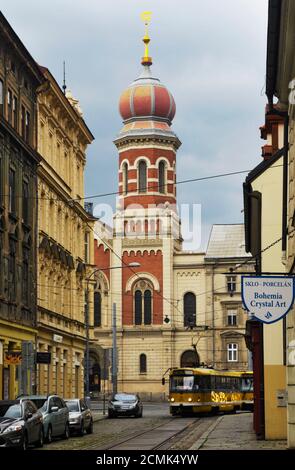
91,28 -> 251,398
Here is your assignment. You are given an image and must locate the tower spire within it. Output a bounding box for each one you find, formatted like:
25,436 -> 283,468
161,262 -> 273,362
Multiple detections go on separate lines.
140,11 -> 152,66
62,60 -> 67,95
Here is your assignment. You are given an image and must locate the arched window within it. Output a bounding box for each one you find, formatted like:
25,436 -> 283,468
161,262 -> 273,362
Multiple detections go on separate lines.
184,292 -> 196,327
134,280 -> 153,325
144,290 -> 152,325
138,160 -> 147,193
122,162 -> 128,195
158,161 -> 166,194
140,354 -> 147,373
94,291 -> 101,327
180,350 -> 200,368
135,290 -> 142,325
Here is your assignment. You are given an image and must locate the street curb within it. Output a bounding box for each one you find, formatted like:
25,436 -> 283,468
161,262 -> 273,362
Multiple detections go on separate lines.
93,414 -> 107,423
189,416 -> 223,450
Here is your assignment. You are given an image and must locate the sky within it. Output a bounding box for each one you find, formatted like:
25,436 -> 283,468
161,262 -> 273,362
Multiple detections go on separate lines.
1,0 -> 269,249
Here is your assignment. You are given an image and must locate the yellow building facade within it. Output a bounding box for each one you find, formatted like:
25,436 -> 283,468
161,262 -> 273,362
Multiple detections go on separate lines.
245,153 -> 287,439
36,68 -> 95,398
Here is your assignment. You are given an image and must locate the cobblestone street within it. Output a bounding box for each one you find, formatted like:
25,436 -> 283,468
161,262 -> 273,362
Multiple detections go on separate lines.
38,403 -> 219,450
36,404 -> 283,451
40,403 -> 170,450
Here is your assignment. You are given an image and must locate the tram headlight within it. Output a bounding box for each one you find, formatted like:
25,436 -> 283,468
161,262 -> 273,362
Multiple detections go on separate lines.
170,397 -> 175,402
188,397 -> 192,402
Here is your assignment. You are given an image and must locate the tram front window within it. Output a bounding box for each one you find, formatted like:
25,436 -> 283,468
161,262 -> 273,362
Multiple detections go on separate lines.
170,375 -> 195,392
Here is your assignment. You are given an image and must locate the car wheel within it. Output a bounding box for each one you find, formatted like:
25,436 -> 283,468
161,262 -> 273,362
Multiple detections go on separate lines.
46,425 -> 52,443
22,432 -> 28,451
108,411 -> 115,419
78,420 -> 84,436
86,419 -> 93,434
63,422 -> 70,439
36,427 -> 44,448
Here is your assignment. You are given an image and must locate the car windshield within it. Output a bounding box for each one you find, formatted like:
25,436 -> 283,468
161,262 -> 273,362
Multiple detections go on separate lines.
29,399 -> 47,411
66,401 -> 80,412
113,394 -> 136,402
0,404 -> 22,419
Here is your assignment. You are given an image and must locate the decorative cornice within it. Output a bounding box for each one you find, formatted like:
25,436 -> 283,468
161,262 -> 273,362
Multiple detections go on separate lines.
176,271 -> 200,278
122,238 -> 162,248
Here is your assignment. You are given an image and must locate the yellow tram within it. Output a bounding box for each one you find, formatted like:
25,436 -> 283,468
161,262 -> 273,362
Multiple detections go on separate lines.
165,367 -> 253,416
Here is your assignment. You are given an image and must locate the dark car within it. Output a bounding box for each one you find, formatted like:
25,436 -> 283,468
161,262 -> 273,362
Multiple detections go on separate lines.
65,399 -> 93,435
0,399 -> 44,450
108,393 -> 143,418
22,395 -> 69,443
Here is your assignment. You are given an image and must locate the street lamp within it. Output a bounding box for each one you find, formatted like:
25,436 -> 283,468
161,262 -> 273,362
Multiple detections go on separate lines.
84,262 -> 140,398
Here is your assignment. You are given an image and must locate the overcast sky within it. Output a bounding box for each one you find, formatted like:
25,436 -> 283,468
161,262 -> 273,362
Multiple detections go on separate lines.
1,0 -> 269,249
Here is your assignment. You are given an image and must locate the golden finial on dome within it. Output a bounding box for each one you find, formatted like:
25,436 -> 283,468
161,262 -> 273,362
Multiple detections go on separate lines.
140,11 -> 152,66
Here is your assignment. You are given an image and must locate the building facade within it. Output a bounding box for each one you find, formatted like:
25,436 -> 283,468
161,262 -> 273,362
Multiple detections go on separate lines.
244,107 -> 286,440
244,0 -> 295,448
263,0 -> 295,448
36,67 -> 95,398
91,33 -> 253,399
0,13 -> 44,399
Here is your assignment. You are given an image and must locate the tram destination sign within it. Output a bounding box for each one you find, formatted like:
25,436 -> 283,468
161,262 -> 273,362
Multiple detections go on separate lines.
242,276 -> 295,324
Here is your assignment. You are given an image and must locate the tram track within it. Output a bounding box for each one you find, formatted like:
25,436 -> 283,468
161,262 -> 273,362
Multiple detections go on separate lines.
102,417 -> 200,450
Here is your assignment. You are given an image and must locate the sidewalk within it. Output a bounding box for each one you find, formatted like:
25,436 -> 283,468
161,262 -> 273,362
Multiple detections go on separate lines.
92,410 -> 107,423
190,413 -> 287,450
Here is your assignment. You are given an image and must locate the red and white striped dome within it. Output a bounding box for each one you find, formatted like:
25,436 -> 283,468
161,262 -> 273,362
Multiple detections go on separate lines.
119,66 -> 176,124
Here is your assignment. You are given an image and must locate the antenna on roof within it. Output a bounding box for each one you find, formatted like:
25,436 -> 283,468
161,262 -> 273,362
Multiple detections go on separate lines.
62,61 -> 67,95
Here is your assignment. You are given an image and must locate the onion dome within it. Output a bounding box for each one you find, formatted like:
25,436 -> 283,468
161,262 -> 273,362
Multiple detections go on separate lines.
114,13 -> 181,150
118,15 -> 176,125
119,67 -> 176,124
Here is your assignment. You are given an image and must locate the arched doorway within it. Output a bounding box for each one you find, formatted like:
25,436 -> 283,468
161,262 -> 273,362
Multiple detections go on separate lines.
180,350 -> 200,368
89,354 -> 101,395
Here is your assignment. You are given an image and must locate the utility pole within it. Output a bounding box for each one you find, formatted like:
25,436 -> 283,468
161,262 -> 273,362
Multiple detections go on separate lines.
112,302 -> 117,394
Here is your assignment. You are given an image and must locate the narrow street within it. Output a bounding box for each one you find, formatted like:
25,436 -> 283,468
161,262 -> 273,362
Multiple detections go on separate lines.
39,403 -> 218,450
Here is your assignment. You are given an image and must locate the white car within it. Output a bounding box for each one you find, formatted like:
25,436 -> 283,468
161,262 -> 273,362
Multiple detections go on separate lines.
65,399 -> 93,435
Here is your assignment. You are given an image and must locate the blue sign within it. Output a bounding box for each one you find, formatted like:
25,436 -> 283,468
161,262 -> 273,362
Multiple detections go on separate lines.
242,276 -> 295,324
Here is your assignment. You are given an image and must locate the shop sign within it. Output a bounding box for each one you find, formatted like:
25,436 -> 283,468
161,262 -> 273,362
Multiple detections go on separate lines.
4,351 -> 22,365
242,276 -> 295,324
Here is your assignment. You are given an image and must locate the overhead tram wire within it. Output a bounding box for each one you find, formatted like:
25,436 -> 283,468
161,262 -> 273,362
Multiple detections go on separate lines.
0,163 -> 285,202
37,227 -> 294,321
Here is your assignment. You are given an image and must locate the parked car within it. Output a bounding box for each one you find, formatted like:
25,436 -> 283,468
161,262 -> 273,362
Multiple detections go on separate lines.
65,399 -> 93,435
108,393 -> 143,418
22,395 -> 69,443
0,399 -> 44,450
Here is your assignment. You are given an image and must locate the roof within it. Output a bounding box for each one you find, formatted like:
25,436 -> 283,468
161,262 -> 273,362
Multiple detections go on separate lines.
205,224 -> 250,259
170,368 -> 252,377
245,147 -> 283,184
0,12 -> 44,84
38,66 -> 94,142
265,0 -> 282,103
